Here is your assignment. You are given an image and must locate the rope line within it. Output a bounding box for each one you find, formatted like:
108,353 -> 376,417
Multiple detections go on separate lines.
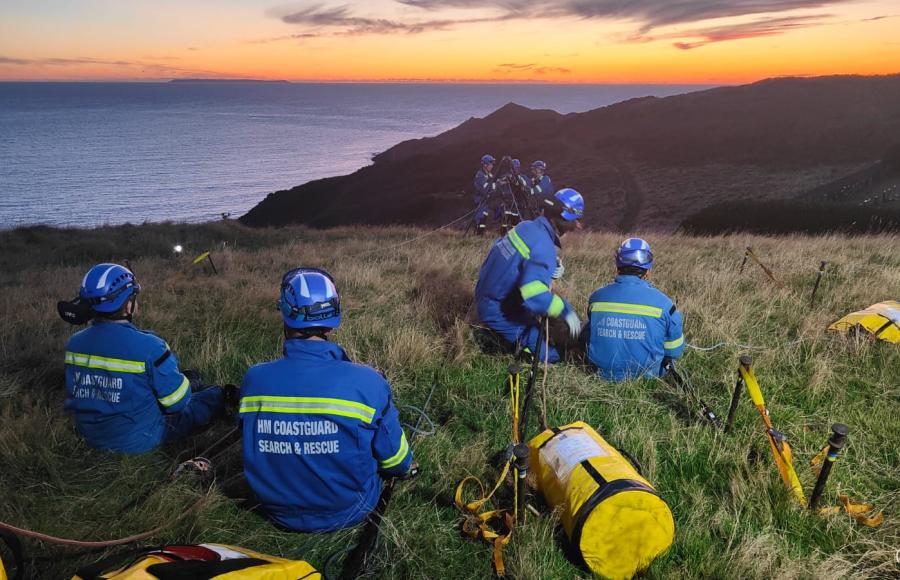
389,210 -> 475,250
0,486 -> 213,548
401,405 -> 436,437
687,338 -> 806,352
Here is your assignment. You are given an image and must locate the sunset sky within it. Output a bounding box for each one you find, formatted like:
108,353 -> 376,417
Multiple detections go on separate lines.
1,0 -> 898,83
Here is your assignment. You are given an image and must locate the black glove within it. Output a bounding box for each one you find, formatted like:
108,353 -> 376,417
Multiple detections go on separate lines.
223,384 -> 240,409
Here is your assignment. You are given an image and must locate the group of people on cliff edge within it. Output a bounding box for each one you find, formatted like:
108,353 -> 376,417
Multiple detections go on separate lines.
473,154 -> 553,235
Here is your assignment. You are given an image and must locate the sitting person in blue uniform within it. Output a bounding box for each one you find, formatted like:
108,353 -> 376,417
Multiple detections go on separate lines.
239,267 -> 415,532
582,239 -> 685,381
62,263 -> 225,453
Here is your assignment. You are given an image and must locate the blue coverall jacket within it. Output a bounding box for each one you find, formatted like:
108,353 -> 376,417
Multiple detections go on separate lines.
64,320 -> 222,453
473,168 -> 495,204
531,174 -> 553,199
239,339 -> 413,533
474,216 -> 572,361
584,275 -> 685,381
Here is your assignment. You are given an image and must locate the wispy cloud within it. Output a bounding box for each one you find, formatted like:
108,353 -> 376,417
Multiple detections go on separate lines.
263,0 -> 859,50
396,0 -> 852,42
267,3 -> 504,37
398,0 -> 849,28
494,62 -> 571,74
641,15 -> 831,50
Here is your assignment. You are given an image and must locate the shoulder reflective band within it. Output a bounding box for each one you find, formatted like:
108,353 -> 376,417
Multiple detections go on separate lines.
664,335 -> 685,350
239,396 -> 376,424
158,374 -> 190,407
520,280 -> 551,300
65,351 -> 146,374
548,295 -> 565,317
507,229 -> 531,259
590,302 -> 663,318
379,432 -> 410,469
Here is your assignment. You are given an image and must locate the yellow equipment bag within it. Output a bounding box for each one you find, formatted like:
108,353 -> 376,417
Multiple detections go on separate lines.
71,543 -> 320,580
529,422 -> 675,580
828,300 -> 900,343
0,530 -> 22,580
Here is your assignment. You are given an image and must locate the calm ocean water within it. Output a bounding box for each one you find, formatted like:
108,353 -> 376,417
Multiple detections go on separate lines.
0,82 -> 710,228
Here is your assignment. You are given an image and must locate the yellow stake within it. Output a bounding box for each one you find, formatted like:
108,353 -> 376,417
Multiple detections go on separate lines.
738,362 -> 806,505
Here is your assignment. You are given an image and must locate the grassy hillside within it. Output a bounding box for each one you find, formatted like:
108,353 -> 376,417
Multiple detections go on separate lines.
1,222 -> 898,579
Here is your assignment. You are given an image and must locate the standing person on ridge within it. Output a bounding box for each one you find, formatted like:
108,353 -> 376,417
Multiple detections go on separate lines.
473,188 -> 585,363
582,238 -> 685,381
529,160 -> 553,213
511,158 -> 534,220
473,154 -> 497,236
63,263 -> 226,453
239,268 -> 415,532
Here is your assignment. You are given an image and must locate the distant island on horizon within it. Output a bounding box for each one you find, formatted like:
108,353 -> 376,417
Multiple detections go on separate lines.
169,78 -> 289,84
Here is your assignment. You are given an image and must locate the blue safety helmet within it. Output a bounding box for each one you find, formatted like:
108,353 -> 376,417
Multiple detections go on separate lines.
481,154 -> 495,165
554,188 -> 584,221
79,263 -> 140,313
531,160 -> 546,171
279,267 -> 342,329
616,238 -> 654,271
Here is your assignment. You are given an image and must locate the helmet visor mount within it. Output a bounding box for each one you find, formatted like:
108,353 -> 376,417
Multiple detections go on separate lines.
85,280 -> 141,307
560,204 -> 583,221
617,247 -> 653,270
282,296 -> 341,323
279,267 -> 341,326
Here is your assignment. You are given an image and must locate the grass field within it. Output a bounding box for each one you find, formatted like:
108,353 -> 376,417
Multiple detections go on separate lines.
0,222 -> 898,579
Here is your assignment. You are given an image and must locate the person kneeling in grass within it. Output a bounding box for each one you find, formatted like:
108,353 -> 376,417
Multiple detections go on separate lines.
238,267 -> 415,532
63,263 -> 225,453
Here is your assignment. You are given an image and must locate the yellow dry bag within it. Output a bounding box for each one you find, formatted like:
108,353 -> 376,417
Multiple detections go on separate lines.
529,422 -> 675,580
71,543 -> 320,579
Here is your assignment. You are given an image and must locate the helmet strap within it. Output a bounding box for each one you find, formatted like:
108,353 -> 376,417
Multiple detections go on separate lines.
284,326 -> 331,341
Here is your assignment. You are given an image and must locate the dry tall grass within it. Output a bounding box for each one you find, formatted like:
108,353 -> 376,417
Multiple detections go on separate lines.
0,222 -> 898,579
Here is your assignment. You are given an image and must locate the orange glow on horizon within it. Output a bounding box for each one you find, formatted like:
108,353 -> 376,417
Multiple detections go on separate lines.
1,1 -> 898,84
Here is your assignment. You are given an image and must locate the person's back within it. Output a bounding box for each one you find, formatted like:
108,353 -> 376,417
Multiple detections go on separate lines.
475,217 -> 555,307
240,267 -> 413,532
65,320 -> 189,453
584,239 -> 685,381
473,190 -> 585,362
61,263 -> 223,453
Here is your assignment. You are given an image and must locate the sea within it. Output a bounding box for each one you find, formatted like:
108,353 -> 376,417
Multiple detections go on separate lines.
0,82 -> 712,229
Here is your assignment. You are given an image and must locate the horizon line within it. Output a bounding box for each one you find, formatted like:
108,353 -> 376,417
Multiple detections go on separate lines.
2,71 -> 898,85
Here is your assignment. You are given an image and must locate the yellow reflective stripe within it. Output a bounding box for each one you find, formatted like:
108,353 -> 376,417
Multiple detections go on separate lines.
238,396 -> 376,424
664,335 -> 685,350
520,280 -> 550,300
590,302 -> 663,318
64,351 -> 146,373
507,229 -> 530,259
379,432 -> 410,469
158,375 -> 190,407
548,295 -> 565,317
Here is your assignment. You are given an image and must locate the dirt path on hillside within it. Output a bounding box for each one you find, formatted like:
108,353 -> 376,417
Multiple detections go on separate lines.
614,161 -> 643,231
